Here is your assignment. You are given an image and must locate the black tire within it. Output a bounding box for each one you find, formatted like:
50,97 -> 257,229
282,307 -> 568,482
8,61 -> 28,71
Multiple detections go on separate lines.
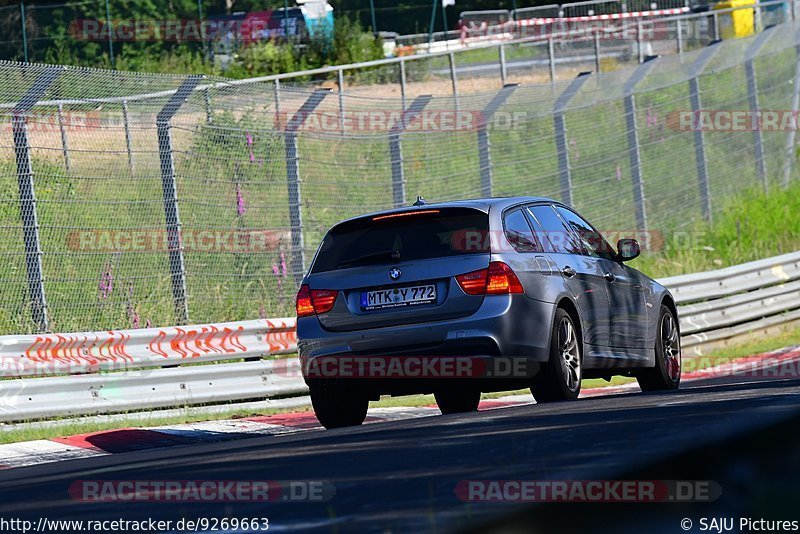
309,385 -> 369,429
532,307 -> 582,403
637,305 -> 681,392
434,389 -> 481,414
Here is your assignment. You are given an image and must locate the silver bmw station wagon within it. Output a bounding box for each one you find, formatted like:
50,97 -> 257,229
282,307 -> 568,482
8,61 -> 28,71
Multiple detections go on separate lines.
297,197 -> 681,428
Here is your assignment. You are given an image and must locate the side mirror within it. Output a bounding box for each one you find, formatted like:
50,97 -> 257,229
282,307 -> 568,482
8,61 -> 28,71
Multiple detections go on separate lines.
617,238 -> 640,262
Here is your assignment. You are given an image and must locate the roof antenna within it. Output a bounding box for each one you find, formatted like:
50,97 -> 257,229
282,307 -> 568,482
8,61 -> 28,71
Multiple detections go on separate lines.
413,196 -> 426,207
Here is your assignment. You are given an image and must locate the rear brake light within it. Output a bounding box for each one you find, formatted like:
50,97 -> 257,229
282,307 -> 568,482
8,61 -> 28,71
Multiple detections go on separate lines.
296,285 -> 315,317
296,285 -> 339,317
456,261 -> 523,295
310,289 -> 338,314
456,268 -> 488,295
372,209 -> 440,221
486,261 -> 524,294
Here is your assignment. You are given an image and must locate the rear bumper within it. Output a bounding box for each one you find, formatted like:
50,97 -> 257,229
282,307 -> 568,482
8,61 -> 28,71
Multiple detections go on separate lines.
298,294 -> 554,394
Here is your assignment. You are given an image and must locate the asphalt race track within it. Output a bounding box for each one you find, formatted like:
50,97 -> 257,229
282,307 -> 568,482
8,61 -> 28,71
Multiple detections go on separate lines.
1,373 -> 799,533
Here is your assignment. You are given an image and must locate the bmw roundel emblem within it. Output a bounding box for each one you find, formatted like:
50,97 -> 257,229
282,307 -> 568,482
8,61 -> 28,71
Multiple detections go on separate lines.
389,268 -> 402,280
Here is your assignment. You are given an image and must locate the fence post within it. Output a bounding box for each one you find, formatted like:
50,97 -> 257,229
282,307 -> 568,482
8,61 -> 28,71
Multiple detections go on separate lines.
637,21 -> 644,63
712,12 -> 720,41
274,79 -> 281,115
449,52 -> 459,108
553,72 -> 592,206
20,2 -> 28,63
13,66 -> 63,332
677,19 -> 683,55
594,31 -> 601,72
203,87 -> 212,124
548,37 -> 556,82
478,84 -> 518,197
687,41 -> 721,223
745,26 -> 777,191
499,44 -> 508,86
337,68 -> 346,133
783,41 -> 800,188
57,103 -> 70,173
623,56 -> 659,238
389,95 -> 433,208
122,100 -> 134,173
156,75 -> 202,325
399,58 -> 407,110
284,89 -> 330,285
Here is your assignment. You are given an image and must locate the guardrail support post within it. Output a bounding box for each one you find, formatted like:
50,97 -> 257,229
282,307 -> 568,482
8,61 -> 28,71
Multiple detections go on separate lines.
554,72 -> 592,206
478,84 -> 518,197
745,27 -> 777,191
624,56 -> 659,238
389,95 -> 433,208
57,103 -> 70,173
284,89 -> 330,284
122,100 -> 134,173
13,67 -> 63,332
156,75 -> 203,326
688,41 -> 721,222
783,43 -> 800,188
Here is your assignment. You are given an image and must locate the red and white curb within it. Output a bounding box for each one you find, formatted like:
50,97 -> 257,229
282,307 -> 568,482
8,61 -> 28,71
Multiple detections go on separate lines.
1,347 -> 798,471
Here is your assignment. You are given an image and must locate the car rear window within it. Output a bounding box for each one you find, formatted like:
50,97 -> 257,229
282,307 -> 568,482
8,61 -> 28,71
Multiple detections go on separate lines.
311,208 -> 490,273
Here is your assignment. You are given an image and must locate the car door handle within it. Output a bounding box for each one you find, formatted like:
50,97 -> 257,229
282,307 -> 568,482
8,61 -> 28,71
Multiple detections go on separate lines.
604,272 -> 615,282
562,266 -> 577,278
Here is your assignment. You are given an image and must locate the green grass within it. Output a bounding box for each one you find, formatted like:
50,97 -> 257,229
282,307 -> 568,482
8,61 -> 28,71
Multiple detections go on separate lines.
630,180 -> 800,278
4,324 -> 796,445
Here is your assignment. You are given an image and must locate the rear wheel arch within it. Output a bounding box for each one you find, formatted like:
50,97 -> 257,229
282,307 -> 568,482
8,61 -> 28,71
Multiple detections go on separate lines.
556,297 -> 583,347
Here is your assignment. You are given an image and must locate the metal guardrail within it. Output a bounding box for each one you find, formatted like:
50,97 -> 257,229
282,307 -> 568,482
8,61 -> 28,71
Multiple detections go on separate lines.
0,251 -> 798,423
0,318 -> 296,377
661,250 -> 800,353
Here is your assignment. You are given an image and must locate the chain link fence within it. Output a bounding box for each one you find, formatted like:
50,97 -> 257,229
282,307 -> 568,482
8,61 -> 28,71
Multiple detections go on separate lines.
1,20 -> 799,335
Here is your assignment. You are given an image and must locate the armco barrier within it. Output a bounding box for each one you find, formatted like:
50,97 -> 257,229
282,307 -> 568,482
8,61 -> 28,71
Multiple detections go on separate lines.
660,250 -> 800,353
0,318 -> 296,377
0,252 -> 799,422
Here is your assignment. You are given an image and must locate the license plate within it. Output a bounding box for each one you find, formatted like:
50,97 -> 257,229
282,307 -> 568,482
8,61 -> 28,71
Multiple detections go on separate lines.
361,284 -> 437,311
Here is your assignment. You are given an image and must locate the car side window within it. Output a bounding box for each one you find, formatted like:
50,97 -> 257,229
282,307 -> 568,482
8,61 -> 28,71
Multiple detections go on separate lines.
554,206 -> 616,260
526,205 -> 582,254
503,209 -> 542,252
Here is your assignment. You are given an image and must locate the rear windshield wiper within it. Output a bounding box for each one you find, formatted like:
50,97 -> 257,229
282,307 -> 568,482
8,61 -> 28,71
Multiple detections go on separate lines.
338,249 -> 401,268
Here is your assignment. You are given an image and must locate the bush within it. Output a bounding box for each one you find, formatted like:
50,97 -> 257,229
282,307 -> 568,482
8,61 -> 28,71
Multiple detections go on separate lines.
225,40 -> 306,78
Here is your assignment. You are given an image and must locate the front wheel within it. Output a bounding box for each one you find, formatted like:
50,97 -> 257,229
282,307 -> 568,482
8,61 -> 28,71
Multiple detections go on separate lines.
532,308 -> 582,403
309,385 -> 369,429
637,305 -> 681,392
